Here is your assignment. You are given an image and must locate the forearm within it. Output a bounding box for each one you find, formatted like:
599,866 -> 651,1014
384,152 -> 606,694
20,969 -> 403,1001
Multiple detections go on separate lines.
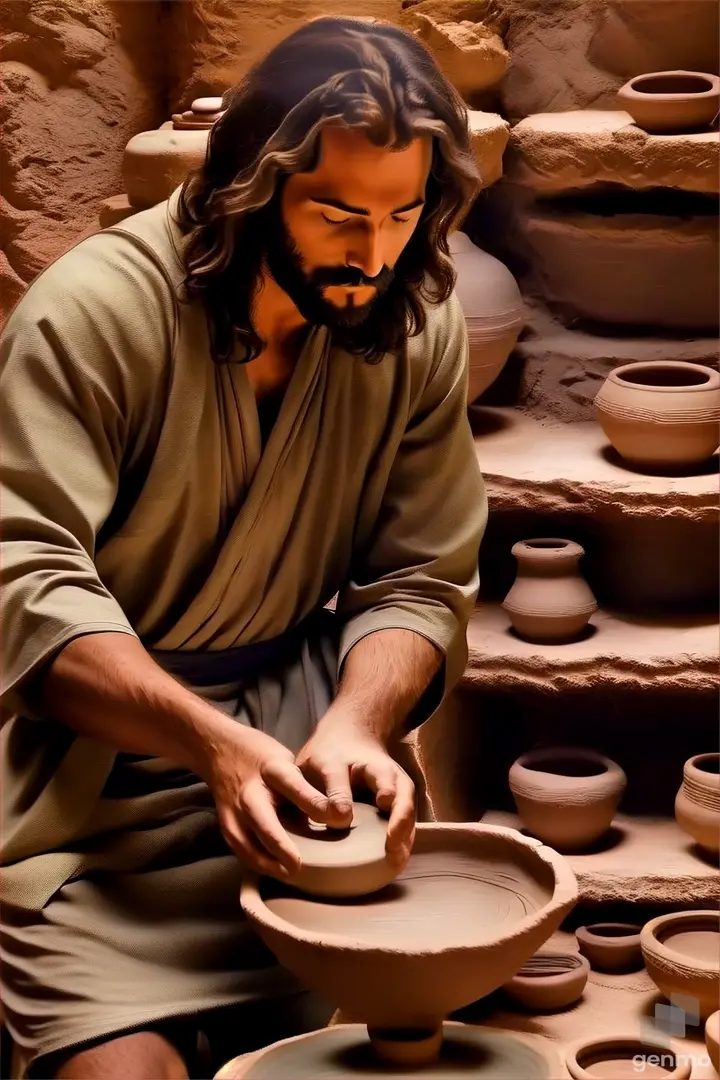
34,631 -> 238,781
326,628 -> 442,742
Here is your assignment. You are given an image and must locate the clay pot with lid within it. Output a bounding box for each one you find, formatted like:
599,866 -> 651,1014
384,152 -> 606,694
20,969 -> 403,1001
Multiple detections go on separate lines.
595,361 -> 720,471
675,752 -> 720,854
576,923 -> 643,973
566,1034 -> 692,1079
502,951 -> 589,1011
448,232 -> 524,404
617,70 -> 720,133
502,538 -> 597,644
706,1010 -> 719,1074
509,747 -> 626,852
123,97 -> 225,210
641,909 -> 720,1020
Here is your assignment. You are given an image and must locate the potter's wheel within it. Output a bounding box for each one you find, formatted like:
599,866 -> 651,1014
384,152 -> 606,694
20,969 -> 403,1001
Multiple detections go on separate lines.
217,1023 -> 562,1079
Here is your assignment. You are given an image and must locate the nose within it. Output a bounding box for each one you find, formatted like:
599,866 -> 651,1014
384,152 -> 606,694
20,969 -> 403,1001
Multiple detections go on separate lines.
346,225 -> 385,281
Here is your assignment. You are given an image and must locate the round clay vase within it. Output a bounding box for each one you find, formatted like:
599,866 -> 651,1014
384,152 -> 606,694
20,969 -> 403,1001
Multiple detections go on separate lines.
641,909 -> 720,1020
502,951 -> 589,1011
705,1010 -> 720,1075
566,1034 -> 692,1079
674,752 -> 720,855
448,232 -> 524,404
595,361 -> 720,471
278,801 -> 396,898
123,96 -> 225,209
576,923 -> 643,973
241,822 -> 578,1066
509,747 -> 626,852
502,538 -> 597,644
617,70 -> 720,133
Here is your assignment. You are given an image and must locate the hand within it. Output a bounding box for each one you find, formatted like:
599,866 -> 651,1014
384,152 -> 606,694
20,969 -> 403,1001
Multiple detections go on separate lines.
203,724 -> 332,880
295,711 -> 416,871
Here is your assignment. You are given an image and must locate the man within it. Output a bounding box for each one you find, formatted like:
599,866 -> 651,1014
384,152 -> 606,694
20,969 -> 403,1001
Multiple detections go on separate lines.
0,15 -> 487,1079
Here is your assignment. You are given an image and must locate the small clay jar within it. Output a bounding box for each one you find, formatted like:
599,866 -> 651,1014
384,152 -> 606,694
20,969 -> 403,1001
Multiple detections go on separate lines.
123,96 -> 225,209
502,951 -> 589,1011
617,70 -> 720,133
449,231 -> 524,404
705,1010 -> 719,1075
566,1035 -> 692,1080
674,752 -> 720,854
502,538 -> 597,644
576,923 -> 643,973
509,747 -> 626,852
595,361 -> 720,471
641,909 -> 720,1020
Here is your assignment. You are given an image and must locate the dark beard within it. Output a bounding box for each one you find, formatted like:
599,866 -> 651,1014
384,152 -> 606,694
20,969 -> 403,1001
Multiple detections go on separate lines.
262,209 -> 397,331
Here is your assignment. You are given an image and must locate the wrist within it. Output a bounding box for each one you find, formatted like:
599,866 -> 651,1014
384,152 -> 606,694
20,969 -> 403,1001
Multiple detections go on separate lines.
175,701 -> 248,782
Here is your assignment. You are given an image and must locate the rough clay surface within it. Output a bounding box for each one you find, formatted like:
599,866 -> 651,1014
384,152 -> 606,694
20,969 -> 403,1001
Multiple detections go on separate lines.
468,110 -> 510,188
483,812 -> 720,906
410,12 -> 509,102
472,406 -> 719,521
465,604 -> 718,693
0,0 -> 165,322
507,111 -> 720,196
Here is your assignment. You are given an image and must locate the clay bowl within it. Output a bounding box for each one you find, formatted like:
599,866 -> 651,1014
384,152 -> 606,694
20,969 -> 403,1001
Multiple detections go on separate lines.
509,747 -> 626,852
566,1034 -> 692,1079
502,950 -> 589,1011
675,752 -> 720,855
241,823 -> 578,1065
595,361 -> 720,472
279,801 -> 396,898
705,1010 -> 719,1074
617,70 -> 720,133
576,923 -> 643,973
641,910 -> 720,1019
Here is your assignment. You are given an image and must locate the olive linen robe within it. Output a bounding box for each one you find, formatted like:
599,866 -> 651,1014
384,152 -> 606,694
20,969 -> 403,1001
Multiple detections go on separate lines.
0,192 -> 487,1072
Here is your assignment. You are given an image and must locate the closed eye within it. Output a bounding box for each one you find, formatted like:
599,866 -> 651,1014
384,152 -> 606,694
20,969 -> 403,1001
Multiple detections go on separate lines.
322,213 -> 412,226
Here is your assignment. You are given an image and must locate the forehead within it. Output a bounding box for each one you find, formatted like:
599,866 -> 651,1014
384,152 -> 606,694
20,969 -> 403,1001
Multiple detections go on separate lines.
289,125 -> 431,206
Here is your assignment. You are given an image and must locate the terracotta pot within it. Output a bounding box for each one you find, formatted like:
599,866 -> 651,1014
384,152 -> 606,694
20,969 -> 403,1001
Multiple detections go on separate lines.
502,951 -> 589,1011
641,910 -> 720,1019
595,361 -> 720,471
123,97 -> 225,209
576,923 -> 643,973
566,1034 -> 692,1079
508,747 -> 626,852
502,538 -> 597,644
279,802 -> 396,898
705,1010 -> 719,1075
617,70 -> 720,133
674,752 -> 720,854
241,823 -> 578,1066
449,232 -> 524,404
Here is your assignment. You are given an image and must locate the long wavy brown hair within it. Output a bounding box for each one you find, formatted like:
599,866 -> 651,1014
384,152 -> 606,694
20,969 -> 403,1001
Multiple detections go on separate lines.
176,16 -> 480,364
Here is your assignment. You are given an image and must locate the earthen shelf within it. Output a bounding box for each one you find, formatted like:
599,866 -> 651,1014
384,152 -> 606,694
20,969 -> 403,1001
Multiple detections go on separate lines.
481,812 -> 719,907
464,603 -> 717,693
473,406 -> 719,521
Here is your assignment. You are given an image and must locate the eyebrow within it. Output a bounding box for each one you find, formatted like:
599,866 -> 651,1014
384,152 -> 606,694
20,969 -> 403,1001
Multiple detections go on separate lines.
310,196 -> 425,217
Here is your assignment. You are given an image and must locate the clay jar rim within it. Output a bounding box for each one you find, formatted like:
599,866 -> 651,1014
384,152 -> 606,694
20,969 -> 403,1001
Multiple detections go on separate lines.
565,1034 -> 692,1080
685,752 -> 720,787
576,922 -> 642,948
623,70 -> 720,99
511,747 -> 624,789
641,910 -> 720,971
240,822 -> 579,957
511,538 -> 584,562
605,361 -> 720,394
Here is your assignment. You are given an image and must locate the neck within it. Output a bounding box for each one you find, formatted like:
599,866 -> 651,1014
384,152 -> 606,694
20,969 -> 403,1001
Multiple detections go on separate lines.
252,267 -> 307,357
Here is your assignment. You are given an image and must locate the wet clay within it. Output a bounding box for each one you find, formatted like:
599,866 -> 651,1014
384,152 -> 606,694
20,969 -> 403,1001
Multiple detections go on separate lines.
219,1022 -> 563,1078
675,752 -> 720,854
641,910 -> 720,1019
280,801 -> 395,898
502,539 -> 597,645
508,747 -> 626,851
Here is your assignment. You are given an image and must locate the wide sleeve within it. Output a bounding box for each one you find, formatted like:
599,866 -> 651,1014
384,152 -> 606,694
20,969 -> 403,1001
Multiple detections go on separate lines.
336,290 -> 487,697
0,232 -> 174,713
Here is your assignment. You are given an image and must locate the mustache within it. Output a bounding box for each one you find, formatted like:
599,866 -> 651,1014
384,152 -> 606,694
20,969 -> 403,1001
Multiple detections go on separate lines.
309,265 -> 395,289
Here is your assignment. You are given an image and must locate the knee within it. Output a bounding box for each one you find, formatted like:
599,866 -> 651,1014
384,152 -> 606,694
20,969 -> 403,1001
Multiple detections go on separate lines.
50,1030 -> 190,1080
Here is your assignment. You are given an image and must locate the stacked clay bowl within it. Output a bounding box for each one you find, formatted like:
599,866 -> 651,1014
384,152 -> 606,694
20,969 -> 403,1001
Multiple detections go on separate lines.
241,823 -> 578,1067
502,951 -> 589,1011
674,752 -> 720,855
641,910 -> 720,1019
595,361 -> 720,472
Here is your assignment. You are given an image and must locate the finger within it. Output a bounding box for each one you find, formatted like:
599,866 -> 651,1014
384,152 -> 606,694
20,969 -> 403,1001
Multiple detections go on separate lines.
384,769 -> 416,854
242,783 -> 302,873
316,763 -> 354,827
218,807 -> 291,880
262,760 -> 332,822
356,758 -> 397,813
